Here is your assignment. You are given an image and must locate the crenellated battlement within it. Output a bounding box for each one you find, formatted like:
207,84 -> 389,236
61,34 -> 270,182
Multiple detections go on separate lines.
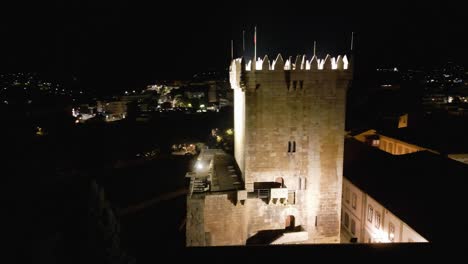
229,53 -> 352,93
230,53 -> 350,72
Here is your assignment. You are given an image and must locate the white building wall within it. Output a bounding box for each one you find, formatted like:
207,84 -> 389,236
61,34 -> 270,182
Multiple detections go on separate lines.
342,179 -> 364,241
342,178 -> 428,243
382,210 -> 401,242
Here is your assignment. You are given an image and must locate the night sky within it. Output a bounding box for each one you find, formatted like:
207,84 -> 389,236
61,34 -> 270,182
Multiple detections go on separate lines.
2,1 -> 467,91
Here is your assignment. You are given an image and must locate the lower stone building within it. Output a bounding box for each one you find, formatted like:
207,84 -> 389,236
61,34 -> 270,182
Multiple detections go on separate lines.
186,149 -> 310,246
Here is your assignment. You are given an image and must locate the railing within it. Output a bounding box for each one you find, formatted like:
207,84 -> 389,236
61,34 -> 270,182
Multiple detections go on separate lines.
250,189 -> 269,199
191,178 -> 210,193
270,188 -> 288,199
248,188 -> 297,205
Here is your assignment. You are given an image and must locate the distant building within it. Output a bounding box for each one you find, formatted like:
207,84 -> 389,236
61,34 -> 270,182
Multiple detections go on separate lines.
352,129 -> 427,155
352,124 -> 468,164
97,100 -> 127,121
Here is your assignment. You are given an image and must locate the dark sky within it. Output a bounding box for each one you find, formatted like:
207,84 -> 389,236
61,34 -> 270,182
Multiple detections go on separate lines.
2,1 -> 467,91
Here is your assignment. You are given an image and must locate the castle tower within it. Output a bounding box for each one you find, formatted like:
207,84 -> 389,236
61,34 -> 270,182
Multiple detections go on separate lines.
229,53 -> 352,243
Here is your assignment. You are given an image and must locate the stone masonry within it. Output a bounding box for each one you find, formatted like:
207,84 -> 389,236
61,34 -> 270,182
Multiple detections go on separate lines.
187,53 -> 352,246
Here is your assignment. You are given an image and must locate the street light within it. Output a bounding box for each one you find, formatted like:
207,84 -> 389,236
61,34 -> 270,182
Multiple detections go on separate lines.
195,161 -> 204,171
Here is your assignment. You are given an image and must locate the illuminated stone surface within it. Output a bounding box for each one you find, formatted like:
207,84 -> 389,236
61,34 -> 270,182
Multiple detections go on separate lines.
187,53 -> 352,246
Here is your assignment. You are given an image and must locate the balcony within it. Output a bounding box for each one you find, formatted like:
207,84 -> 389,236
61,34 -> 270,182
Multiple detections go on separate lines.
248,183 -> 296,205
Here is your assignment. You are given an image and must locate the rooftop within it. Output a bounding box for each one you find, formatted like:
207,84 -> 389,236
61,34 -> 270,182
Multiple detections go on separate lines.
376,112 -> 468,154
344,138 -> 468,242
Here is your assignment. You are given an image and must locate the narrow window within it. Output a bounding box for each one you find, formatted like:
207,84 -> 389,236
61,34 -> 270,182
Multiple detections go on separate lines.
351,193 -> 357,209
345,187 -> 350,204
351,219 -> 356,235
388,222 -> 395,242
367,205 -> 373,223
375,212 -> 381,229
344,212 -> 349,228
293,80 -> 297,90
288,141 -> 291,153
292,141 -> 296,153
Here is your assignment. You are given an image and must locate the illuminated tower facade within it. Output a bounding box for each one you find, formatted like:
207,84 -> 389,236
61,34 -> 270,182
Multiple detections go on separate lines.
229,53 -> 352,243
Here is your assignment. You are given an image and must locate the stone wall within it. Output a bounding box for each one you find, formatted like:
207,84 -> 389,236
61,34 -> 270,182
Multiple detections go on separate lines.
186,196 -> 206,246
202,193 -> 247,246
230,54 -> 351,243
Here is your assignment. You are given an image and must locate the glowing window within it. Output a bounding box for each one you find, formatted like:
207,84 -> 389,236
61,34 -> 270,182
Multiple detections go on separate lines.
375,212 -> 381,229
389,222 -> 395,242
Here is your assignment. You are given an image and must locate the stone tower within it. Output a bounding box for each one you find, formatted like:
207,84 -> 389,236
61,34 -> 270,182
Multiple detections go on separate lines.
229,53 -> 352,243
186,52 -> 351,246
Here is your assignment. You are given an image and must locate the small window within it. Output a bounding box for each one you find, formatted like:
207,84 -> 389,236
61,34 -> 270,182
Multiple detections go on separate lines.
345,187 -> 350,204
288,141 -> 291,153
351,193 -> 357,209
367,205 -> 373,223
292,141 -> 296,153
372,139 -> 380,146
351,219 -> 356,235
388,222 -> 395,242
374,212 -> 381,229
299,177 -> 306,190
344,212 -> 349,228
